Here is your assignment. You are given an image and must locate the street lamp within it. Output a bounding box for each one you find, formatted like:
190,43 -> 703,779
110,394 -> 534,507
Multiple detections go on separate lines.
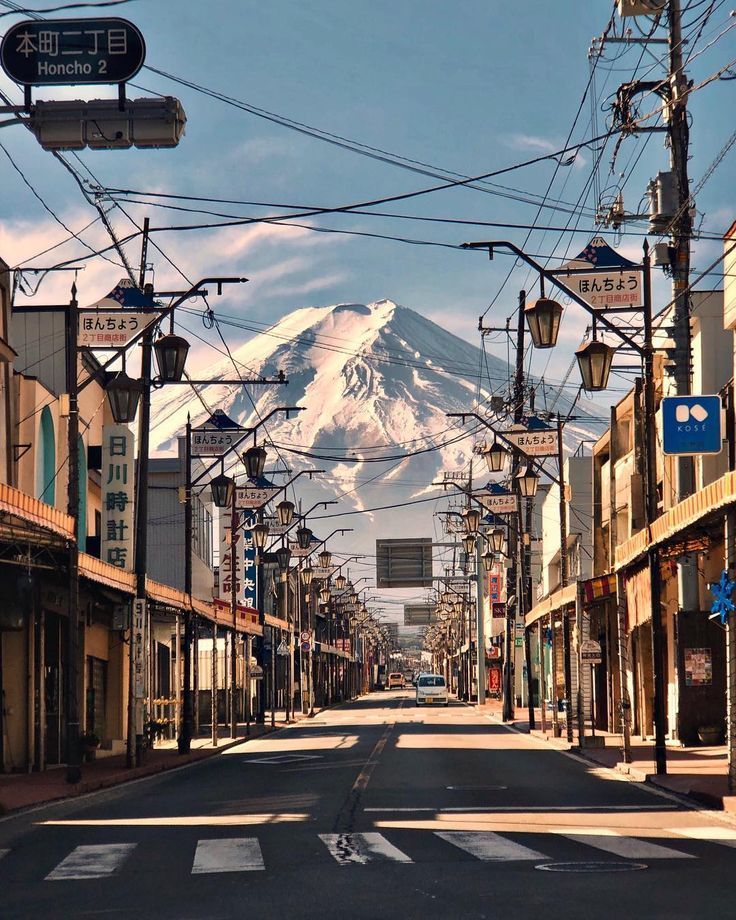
463,507 -> 481,533
210,472 -> 235,508
576,338 -> 617,392
319,585 -> 331,604
106,371 -> 143,424
516,466 -> 539,498
296,525 -> 312,550
484,441 -> 507,473
276,544 -> 291,573
276,500 -> 295,527
243,444 -> 267,479
490,528 -> 506,554
252,522 -> 269,551
300,565 -> 314,587
482,549 -> 495,572
335,573 -> 347,590
525,296 -> 563,349
153,332 -> 190,382
318,549 -> 332,569
462,533 -> 476,556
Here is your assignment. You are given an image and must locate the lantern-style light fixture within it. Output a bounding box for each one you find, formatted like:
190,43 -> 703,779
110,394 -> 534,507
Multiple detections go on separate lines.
210,472 -> 235,509
484,441 -> 507,473
296,525 -> 312,550
243,445 -> 267,480
482,549 -> 495,572
490,528 -> 505,554
463,507 -> 481,534
252,521 -> 269,550
276,544 -> 291,573
300,565 -> 314,586
335,573 -> 347,590
576,338 -> 616,392
462,533 -> 476,556
525,297 -> 563,349
350,592 -> 359,605
106,371 -> 143,424
319,585 -> 331,605
153,332 -> 190,382
276,499 -> 295,527
516,466 -> 540,498
318,549 -> 332,569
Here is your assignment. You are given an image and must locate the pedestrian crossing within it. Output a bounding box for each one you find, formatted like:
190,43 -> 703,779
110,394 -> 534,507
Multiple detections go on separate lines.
4,827 -> 736,880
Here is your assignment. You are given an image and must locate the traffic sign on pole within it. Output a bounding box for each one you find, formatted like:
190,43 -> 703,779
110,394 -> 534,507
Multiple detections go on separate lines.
1,18 -> 146,86
661,395 -> 723,456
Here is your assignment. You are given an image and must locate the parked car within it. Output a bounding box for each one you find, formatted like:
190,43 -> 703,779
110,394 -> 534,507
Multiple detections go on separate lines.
387,672 -> 405,689
416,673 -> 448,706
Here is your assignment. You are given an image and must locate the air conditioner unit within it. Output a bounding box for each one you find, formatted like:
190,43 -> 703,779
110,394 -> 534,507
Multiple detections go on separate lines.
617,0 -> 666,16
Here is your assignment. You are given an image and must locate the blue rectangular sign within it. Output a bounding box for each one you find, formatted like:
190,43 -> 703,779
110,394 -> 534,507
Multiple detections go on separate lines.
661,395 -> 723,456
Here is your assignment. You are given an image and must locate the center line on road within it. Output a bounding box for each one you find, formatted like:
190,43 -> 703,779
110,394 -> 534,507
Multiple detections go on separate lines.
352,718 -> 396,793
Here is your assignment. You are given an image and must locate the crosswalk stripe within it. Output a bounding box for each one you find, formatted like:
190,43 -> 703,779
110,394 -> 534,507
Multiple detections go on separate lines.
191,838 -> 264,874
45,844 -> 136,880
560,831 -> 693,860
319,833 -> 413,865
670,827 -> 736,846
435,831 -> 547,862
0,849 -> 8,863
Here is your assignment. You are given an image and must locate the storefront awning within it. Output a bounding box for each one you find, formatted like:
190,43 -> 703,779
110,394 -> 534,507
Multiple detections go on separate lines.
615,470 -> 736,571
0,483 -> 74,544
525,582 -> 577,628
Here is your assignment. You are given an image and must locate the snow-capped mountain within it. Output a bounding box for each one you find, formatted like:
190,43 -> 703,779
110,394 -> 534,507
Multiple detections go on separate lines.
150,300 -> 603,552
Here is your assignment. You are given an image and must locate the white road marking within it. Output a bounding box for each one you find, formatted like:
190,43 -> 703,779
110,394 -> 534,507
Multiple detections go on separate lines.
0,849 -> 8,861
46,844 -> 136,880
191,838 -> 264,873
319,832 -> 413,865
560,830 -> 693,860
671,826 -> 736,846
436,831 -> 547,862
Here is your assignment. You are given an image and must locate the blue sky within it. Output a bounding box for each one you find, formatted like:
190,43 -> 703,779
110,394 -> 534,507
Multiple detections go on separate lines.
1,0 -> 734,383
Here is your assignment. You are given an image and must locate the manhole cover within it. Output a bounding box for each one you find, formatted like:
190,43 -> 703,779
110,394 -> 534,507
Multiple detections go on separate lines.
536,861 -> 647,873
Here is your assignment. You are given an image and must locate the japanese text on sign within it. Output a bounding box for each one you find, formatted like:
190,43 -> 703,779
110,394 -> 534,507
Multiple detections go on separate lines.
553,270 -> 643,310
503,426 -> 559,457
191,427 -> 241,457
100,424 -> 134,570
0,18 -> 146,86
78,311 -> 155,348
132,598 -> 146,699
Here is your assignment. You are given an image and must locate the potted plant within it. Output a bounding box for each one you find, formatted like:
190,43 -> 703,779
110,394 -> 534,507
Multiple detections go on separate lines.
79,730 -> 100,762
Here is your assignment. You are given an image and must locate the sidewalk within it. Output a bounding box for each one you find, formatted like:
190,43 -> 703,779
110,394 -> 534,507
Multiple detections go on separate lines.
479,701 -> 735,812
0,709 -> 313,815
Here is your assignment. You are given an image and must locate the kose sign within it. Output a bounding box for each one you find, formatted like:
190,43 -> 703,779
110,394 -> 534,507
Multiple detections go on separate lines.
1,18 -> 145,86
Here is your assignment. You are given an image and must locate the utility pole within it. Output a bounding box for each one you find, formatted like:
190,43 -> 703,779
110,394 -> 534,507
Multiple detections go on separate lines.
65,283 -> 81,784
668,0 -> 700,619
557,415 -> 574,744
178,416 -> 194,753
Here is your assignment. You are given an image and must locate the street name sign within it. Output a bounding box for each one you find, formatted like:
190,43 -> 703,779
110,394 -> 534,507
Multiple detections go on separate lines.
476,490 -> 519,515
191,409 -> 245,457
661,395 -> 723,456
1,18 -> 146,86
78,310 -> 157,348
551,237 -> 643,310
235,485 -> 281,510
503,421 -> 558,457
581,638 -> 602,665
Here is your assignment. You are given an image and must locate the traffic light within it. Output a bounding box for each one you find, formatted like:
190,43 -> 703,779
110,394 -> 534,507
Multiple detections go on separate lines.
29,96 -> 186,150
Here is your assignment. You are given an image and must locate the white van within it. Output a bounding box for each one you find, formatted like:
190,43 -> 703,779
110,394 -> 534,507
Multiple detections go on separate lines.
415,673 -> 448,706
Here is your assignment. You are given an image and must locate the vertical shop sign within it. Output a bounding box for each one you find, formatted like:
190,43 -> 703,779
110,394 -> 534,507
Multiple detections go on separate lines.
101,423 -> 135,569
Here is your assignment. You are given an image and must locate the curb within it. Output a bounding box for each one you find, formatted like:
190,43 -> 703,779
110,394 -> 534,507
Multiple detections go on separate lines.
0,707 -> 337,818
